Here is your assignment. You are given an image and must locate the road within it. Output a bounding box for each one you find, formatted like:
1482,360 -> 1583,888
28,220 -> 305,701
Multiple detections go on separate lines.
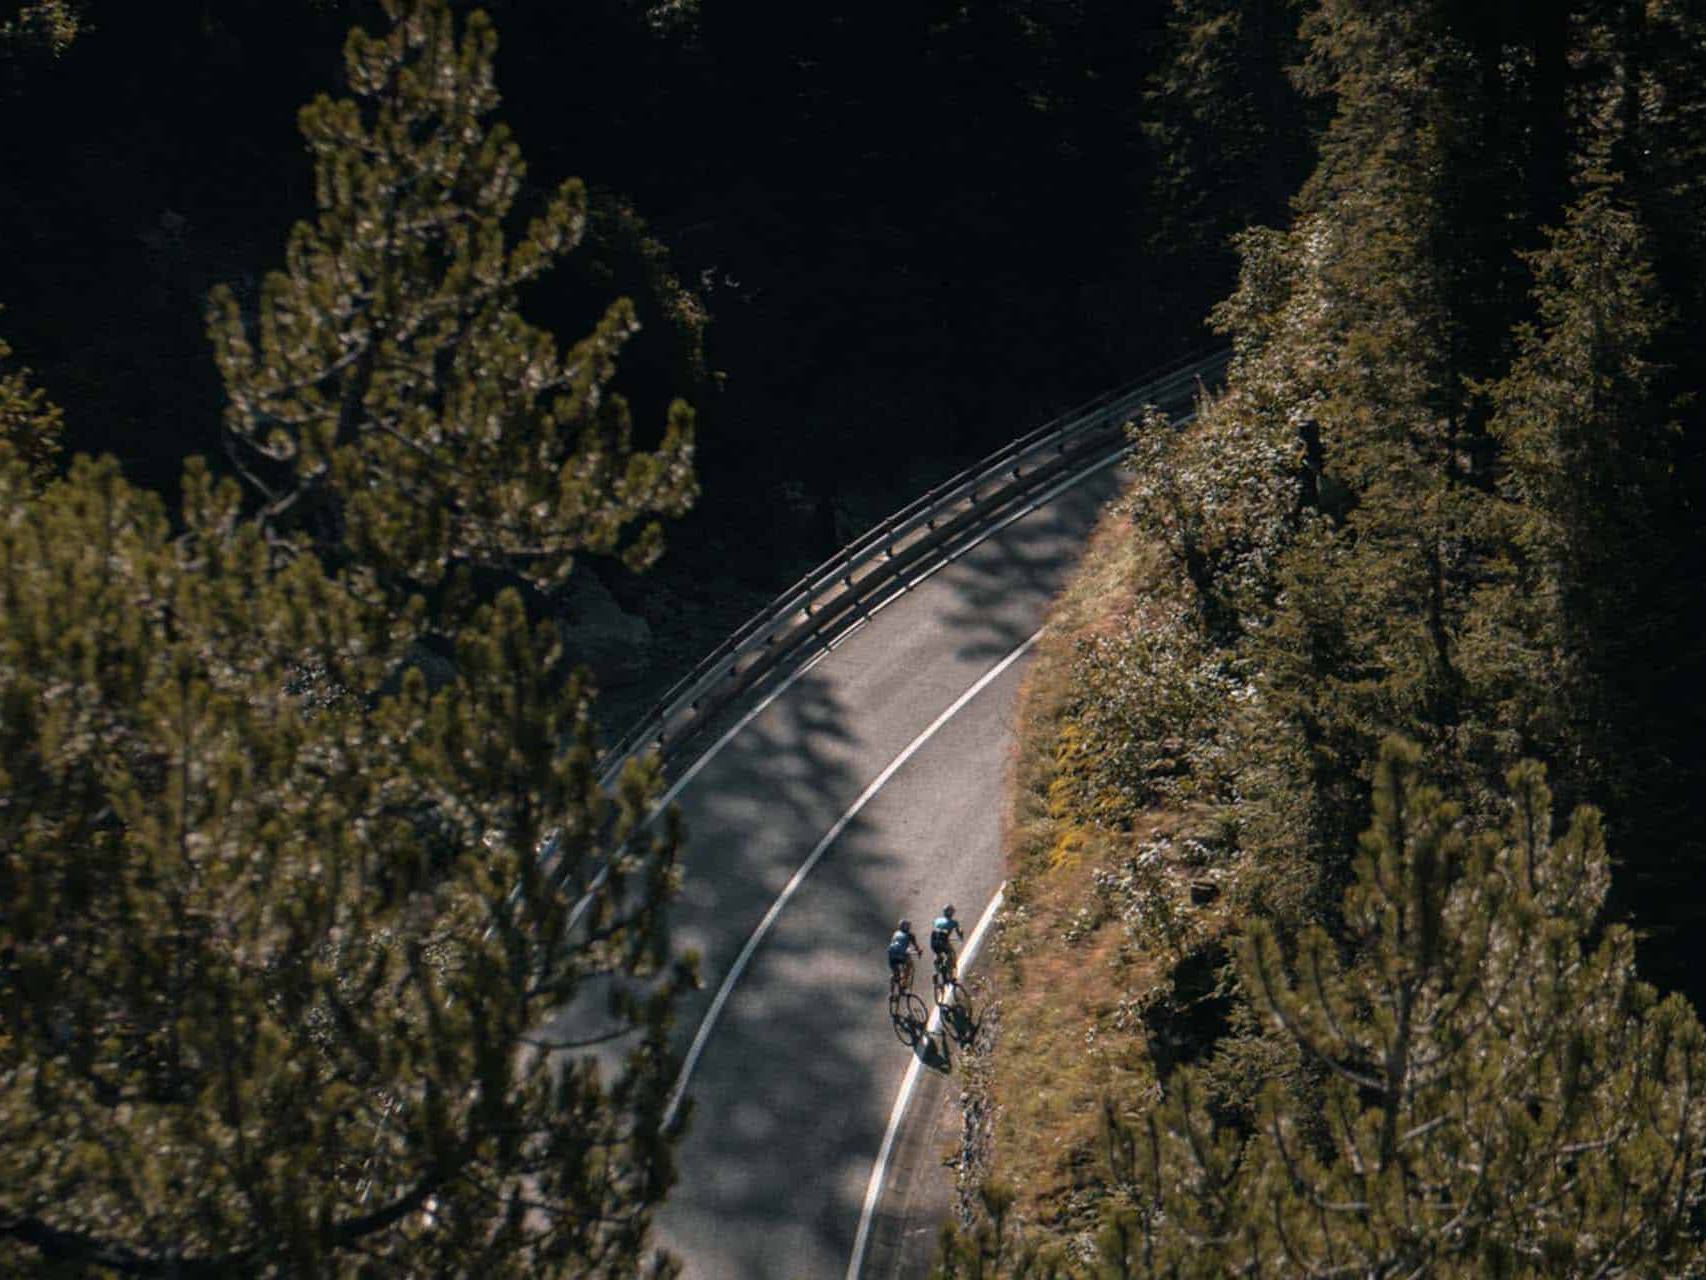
645,455 -> 1126,1279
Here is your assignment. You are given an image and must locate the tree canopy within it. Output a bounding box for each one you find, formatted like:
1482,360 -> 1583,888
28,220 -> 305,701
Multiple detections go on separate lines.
1109,741 -> 1706,1277
206,0 -> 694,600
0,320 -> 63,485
941,0 -> 1706,1270
1,2 -> 695,1273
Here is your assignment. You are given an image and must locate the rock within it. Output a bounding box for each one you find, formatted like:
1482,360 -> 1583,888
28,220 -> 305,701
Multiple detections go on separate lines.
554,570 -> 652,688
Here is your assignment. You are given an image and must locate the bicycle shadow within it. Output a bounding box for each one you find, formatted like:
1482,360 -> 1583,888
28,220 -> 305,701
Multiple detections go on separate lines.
889,990 -> 930,1050
891,978 -> 982,1072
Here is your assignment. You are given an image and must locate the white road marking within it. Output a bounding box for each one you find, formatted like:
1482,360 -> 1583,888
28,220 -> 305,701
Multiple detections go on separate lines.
846,883 -> 1007,1280
660,632 -> 1041,1130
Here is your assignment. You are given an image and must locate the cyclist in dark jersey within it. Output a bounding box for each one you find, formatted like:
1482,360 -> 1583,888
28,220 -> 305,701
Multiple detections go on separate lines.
930,905 -> 964,981
888,919 -> 921,989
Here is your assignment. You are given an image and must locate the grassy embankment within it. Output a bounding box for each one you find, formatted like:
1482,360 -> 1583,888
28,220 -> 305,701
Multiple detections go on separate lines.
966,452 -> 1298,1246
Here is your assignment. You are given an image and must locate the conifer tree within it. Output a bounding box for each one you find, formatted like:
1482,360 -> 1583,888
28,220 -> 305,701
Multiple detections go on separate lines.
0,1 -> 81,60
1598,0 -> 1706,320
0,452 -> 691,1275
1183,0 -> 1556,851
0,322 -> 62,485
2,2 -> 697,1273
949,741 -> 1706,1279
207,0 -> 695,600
1143,0 -> 1311,265
1475,175 -> 1673,782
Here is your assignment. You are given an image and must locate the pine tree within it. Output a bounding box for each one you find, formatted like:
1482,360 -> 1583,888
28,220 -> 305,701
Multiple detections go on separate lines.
1143,0 -> 1312,268
1,2 -> 698,1273
1194,0 -> 1565,853
0,0 -> 79,98
207,0 -> 695,602
0,1 -> 81,58
0,408 -> 690,1280
0,320 -> 63,485
1100,739 -> 1706,1277
1600,0 -> 1706,320
1476,175 -> 1673,782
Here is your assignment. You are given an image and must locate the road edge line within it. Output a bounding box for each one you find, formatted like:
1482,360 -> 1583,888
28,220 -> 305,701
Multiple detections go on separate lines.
846,882 -> 1008,1280
661,634 -> 1040,1130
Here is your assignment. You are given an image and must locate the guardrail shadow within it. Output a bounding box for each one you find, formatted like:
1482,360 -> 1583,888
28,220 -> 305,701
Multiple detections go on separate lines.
667,664 -> 856,950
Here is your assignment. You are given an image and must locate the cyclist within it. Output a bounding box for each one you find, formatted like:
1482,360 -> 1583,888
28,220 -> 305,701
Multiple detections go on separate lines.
931,905 -> 964,982
888,918 -> 922,991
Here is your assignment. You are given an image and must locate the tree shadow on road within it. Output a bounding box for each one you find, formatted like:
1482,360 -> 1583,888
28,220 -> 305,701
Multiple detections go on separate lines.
932,463 -> 1126,666
648,662 -> 925,1277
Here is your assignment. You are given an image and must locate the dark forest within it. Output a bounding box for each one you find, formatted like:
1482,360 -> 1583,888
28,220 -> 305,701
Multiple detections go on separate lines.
6,0 -> 1706,1274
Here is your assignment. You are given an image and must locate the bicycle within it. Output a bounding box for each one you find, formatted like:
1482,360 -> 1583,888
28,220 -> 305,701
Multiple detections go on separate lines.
889,958 -> 915,1011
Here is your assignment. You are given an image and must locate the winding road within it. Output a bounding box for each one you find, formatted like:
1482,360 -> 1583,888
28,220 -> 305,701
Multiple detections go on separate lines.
642,450 -> 1133,1279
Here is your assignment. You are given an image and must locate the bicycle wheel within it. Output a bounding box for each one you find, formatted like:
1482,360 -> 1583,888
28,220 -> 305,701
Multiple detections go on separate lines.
890,960 -> 915,1007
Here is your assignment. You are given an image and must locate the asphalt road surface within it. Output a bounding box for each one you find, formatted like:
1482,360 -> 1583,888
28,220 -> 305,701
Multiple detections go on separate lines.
650,458 -> 1125,1279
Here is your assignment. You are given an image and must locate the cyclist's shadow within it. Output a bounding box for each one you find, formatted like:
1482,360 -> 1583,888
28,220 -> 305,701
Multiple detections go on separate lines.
940,988 -> 980,1050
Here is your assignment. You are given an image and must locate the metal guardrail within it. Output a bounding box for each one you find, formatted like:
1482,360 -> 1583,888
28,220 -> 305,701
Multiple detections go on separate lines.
597,347 -> 1230,785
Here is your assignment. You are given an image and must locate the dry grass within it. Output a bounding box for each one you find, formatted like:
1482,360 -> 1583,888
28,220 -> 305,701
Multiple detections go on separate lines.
985,837 -> 1161,1217
978,476 -> 1240,1232
1003,505 -> 1166,877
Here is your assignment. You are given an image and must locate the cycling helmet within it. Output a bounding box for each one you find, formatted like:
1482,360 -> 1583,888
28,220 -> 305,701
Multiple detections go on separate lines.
942,904 -> 956,918
898,918 -> 912,932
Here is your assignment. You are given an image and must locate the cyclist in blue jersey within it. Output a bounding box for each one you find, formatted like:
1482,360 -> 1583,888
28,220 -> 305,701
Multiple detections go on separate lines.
930,905 -> 964,982
888,918 -> 921,991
